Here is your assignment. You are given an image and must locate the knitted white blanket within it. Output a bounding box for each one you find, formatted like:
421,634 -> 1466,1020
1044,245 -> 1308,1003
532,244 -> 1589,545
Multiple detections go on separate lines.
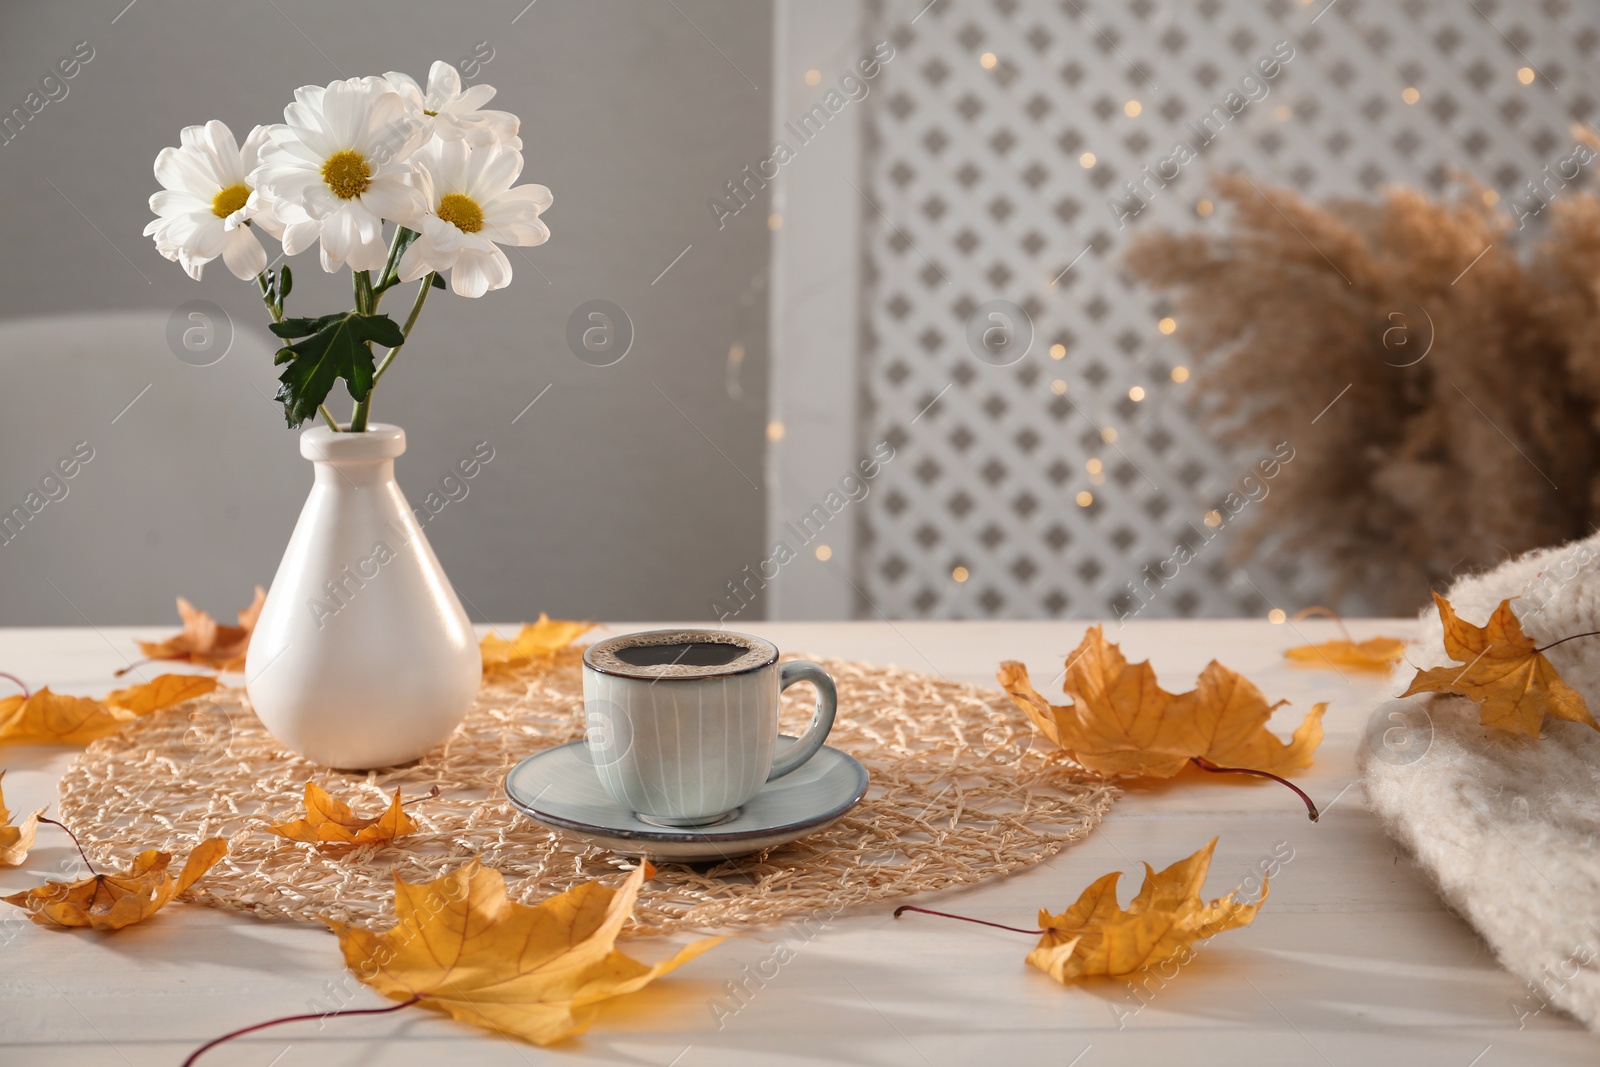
1362,534 -> 1600,1030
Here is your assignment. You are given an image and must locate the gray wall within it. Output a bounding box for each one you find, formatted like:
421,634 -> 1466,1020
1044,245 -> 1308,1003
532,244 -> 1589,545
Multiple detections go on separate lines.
0,0 -> 774,625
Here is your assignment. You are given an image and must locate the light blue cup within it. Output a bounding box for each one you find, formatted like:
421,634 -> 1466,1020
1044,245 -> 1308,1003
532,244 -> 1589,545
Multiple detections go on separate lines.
581,629 -> 838,827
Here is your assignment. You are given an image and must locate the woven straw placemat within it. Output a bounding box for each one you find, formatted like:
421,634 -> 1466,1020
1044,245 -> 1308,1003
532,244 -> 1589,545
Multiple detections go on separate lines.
59,652 -> 1115,934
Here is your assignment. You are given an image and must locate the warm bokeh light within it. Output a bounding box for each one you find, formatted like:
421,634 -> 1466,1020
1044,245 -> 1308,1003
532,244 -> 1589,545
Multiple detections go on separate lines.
1051,379 -> 1068,395
1402,86 -> 1420,104
804,69 -> 822,86
1100,426 -> 1117,443
1268,608 -> 1287,624
1274,105 -> 1293,121
951,565 -> 970,582
1195,199 -> 1214,217
1079,152 -> 1096,168
1482,189 -> 1500,206
980,52 -> 997,70
1171,366 -> 1190,383
1049,343 -> 1066,360
1075,491 -> 1094,508
1128,385 -> 1146,402
814,544 -> 832,561
1203,509 -> 1222,528
1158,316 -> 1177,335
768,213 -> 783,230
1085,458 -> 1103,474
1124,100 -> 1141,117
1518,67 -> 1536,85
766,420 -> 785,441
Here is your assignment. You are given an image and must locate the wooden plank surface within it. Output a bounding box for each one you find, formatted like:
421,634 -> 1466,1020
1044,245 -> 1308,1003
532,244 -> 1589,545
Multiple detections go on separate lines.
1,619 -> 1591,1065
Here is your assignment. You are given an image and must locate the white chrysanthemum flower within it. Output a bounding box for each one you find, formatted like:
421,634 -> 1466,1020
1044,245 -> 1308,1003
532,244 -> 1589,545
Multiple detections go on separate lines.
395,139 -> 551,298
384,61 -> 521,150
144,120 -> 283,281
250,77 -> 428,273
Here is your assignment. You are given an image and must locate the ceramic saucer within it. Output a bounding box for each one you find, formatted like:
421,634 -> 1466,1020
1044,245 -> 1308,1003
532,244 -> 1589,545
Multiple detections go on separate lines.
504,737 -> 869,862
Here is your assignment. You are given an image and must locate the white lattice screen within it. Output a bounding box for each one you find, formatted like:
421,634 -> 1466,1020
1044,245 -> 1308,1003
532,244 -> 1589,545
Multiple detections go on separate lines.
853,0 -> 1600,619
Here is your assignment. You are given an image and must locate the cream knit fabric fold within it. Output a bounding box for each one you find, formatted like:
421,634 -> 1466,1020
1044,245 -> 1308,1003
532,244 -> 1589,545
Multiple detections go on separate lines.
1363,534 -> 1600,1030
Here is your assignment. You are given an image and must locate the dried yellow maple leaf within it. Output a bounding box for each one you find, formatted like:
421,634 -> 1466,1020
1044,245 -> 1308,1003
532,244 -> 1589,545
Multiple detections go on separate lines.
326,860 -> 721,1045
999,625 -> 1325,779
1285,636 -> 1407,671
0,687 -> 135,745
0,674 -> 219,746
481,614 -> 593,673
0,771 -> 44,866
3,837 -> 227,930
133,586 -> 265,672
267,782 -> 417,849
103,673 -> 219,714
1402,592 -> 1596,738
1027,838 -> 1265,982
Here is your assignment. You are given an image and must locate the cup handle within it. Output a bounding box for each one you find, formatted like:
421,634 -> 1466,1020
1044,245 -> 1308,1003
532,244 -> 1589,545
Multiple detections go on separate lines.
768,660 -> 838,781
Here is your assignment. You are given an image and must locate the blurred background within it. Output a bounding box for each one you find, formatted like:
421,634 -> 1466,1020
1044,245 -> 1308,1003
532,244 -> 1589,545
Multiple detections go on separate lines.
1,0 -> 1595,626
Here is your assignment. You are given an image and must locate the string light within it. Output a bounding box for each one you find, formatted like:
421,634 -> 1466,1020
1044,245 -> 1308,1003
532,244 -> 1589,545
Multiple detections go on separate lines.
1171,366 -> 1190,383
1085,458 -> 1103,474
980,52 -> 998,70
1518,67 -> 1536,85
814,544 -> 831,561
1128,386 -> 1146,402
1124,100 -> 1142,117
1075,491 -> 1094,507
951,565 -> 970,582
1049,343 -> 1066,360
1079,152 -> 1096,168
1158,316 -> 1177,335
1401,86 -> 1420,104
1268,608 -> 1287,624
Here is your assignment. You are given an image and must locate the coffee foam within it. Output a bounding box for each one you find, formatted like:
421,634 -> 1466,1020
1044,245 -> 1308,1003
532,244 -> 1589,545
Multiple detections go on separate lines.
584,629 -> 776,678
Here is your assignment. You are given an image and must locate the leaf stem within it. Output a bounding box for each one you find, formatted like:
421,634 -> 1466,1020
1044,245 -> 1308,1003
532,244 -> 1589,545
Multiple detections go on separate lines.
182,995 -> 421,1067
39,816 -> 95,875
892,904 -> 1044,935
1190,758 -> 1320,822
0,671 -> 29,698
254,271 -> 283,324
1534,630 -> 1600,653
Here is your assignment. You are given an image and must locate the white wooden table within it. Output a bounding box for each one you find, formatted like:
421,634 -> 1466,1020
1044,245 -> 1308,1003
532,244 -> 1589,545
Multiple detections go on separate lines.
2,619 -> 1592,1066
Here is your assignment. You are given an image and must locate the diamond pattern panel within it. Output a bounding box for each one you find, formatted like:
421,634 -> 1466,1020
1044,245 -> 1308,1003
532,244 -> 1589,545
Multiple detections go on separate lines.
857,0 -> 1600,619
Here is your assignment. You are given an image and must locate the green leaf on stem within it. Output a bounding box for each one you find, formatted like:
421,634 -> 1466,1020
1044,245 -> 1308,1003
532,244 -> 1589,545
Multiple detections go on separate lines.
278,264 -> 293,301
376,228 -> 422,293
270,311 -> 407,428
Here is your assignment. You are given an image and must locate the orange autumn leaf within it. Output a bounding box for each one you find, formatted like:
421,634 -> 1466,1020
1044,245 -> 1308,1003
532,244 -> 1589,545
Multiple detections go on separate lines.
999,625 -> 1325,778
135,585 -> 266,672
2,837 -> 227,930
1284,636 -> 1407,671
267,782 -> 416,849
0,688 -> 135,745
481,614 -> 593,673
1402,592 -> 1596,738
1028,838 -> 1265,982
103,673 -> 219,714
0,771 -> 44,866
326,860 -> 722,1045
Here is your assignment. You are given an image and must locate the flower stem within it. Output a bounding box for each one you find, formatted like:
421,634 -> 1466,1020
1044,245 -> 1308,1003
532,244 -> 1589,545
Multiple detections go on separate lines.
1191,757 -> 1320,821
39,816 -> 95,875
0,671 -> 29,698
892,904 -> 1044,935
318,405 -> 340,431
371,272 -> 436,388
372,226 -> 416,298
182,995 -> 421,1067
254,271 -> 283,324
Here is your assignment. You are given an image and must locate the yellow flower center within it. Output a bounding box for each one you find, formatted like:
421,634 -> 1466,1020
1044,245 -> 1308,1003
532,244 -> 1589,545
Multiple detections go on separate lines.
212,183 -> 250,218
321,149 -> 372,200
437,192 -> 484,233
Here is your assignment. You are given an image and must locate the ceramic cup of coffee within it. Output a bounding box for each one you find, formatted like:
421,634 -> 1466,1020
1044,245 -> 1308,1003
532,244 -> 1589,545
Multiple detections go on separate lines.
580,629 -> 838,826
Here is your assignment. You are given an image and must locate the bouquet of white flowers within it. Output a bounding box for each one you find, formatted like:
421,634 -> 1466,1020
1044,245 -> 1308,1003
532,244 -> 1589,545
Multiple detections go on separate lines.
143,62 -> 551,431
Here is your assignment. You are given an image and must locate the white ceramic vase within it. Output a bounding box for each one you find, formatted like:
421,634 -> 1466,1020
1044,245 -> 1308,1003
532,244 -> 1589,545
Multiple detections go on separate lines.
246,423 -> 481,769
